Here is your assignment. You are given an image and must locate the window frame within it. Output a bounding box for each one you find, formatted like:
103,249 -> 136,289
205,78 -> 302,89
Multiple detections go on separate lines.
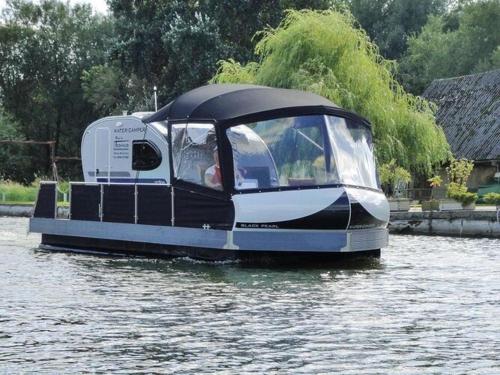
224,114 -> 381,194
132,140 -> 163,171
169,121 -> 225,193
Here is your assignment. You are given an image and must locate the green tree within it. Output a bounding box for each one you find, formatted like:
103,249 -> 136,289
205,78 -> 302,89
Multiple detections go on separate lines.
81,65 -> 153,116
0,0 -> 112,181
0,109 -> 35,183
108,0 -> 234,101
202,0 -> 334,63
212,9 -> 450,175
400,0 -> 500,94
107,0 -> 334,103
348,0 -> 448,59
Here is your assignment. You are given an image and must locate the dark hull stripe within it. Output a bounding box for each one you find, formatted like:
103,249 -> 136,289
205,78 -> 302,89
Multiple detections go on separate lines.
348,201 -> 387,229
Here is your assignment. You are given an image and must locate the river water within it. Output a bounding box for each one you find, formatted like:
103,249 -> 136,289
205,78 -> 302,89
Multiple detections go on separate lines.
0,217 -> 499,374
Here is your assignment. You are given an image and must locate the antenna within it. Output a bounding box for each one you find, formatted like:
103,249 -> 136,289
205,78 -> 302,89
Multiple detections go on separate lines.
154,86 -> 158,112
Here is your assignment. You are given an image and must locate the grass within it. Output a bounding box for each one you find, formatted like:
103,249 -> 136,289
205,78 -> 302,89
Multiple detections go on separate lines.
0,180 -> 70,205
0,181 -> 38,203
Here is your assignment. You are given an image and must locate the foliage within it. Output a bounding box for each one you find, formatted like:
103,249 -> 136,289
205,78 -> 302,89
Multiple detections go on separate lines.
0,0 -> 112,182
446,158 -> 474,187
1,0 -> 497,184
81,65 -> 127,116
445,158 -> 477,205
212,9 -> 450,175
81,65 -> 153,116
0,180 -> 38,202
107,0 -> 333,104
348,0 -> 448,59
379,159 -> 411,196
427,175 -> 442,188
0,109 -> 35,183
0,179 -> 69,203
446,183 -> 477,206
160,10 -> 233,98
484,192 -> 500,206
57,180 -> 70,194
427,174 -> 442,200
400,0 -> 500,94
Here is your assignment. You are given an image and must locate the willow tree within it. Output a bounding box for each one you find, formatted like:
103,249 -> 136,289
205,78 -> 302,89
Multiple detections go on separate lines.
212,9 -> 450,175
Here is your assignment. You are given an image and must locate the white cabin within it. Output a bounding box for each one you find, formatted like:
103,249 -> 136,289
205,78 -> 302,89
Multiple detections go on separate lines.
81,113 -> 169,184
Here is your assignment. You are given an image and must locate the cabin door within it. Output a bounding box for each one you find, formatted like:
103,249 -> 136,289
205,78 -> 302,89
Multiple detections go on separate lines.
95,127 -> 111,182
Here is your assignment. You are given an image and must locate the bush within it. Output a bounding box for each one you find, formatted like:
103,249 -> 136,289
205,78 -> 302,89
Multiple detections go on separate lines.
445,158 -> 476,206
446,158 -> 474,187
484,192 -> 500,206
447,182 -> 477,206
379,159 -> 411,197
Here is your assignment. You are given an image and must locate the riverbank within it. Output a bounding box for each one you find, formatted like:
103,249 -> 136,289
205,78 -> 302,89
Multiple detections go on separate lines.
2,203 -> 499,238
390,208 -> 500,238
0,203 -> 68,218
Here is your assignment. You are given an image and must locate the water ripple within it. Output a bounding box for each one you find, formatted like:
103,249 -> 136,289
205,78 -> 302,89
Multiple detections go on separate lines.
0,217 -> 499,373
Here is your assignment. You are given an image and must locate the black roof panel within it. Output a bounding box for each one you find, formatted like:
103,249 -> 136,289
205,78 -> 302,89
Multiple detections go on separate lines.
144,84 -> 369,126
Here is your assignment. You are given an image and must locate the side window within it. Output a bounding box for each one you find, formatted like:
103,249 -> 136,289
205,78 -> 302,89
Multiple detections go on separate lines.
171,123 -> 222,191
132,140 -> 162,170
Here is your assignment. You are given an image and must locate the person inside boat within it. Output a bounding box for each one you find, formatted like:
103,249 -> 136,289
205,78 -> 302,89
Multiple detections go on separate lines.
204,146 -> 222,189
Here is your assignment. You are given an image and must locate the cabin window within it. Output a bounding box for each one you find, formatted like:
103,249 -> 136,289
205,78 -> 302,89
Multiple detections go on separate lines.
132,140 -> 162,170
227,115 -> 378,190
171,123 -> 222,191
227,115 -> 339,190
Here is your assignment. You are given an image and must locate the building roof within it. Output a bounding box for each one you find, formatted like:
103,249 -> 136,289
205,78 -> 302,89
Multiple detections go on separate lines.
144,84 -> 370,127
423,69 -> 500,161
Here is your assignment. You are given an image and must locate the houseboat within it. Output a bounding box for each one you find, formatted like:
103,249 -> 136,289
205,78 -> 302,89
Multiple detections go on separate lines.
29,84 -> 389,262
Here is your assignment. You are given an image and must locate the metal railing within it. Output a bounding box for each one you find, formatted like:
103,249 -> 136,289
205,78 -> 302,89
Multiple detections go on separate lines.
34,181 -> 173,225
69,182 -> 173,225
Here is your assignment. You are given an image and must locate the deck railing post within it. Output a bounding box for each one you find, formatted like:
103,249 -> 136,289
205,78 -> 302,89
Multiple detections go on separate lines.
134,184 -> 138,224
53,182 -> 57,219
171,185 -> 175,227
69,183 -> 72,220
99,183 -> 104,221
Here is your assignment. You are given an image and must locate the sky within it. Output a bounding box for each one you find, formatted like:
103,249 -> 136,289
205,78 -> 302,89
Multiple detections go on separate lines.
0,0 -> 108,14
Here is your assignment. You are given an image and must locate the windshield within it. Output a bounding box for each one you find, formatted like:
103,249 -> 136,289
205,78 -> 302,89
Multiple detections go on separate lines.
227,115 -> 378,190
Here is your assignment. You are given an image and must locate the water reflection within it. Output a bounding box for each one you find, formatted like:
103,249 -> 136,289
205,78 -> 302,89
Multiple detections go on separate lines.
1,218 -> 499,373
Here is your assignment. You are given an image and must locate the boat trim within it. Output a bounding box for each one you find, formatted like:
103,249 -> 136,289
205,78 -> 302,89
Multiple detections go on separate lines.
29,217 -> 388,253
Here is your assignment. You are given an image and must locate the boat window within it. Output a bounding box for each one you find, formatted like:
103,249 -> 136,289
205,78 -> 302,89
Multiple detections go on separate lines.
171,123 -> 222,191
326,116 -> 378,189
227,115 -> 340,190
227,115 -> 378,190
132,140 -> 162,170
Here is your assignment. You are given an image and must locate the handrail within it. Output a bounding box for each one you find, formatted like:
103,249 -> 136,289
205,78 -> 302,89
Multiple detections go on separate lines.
69,181 -> 171,186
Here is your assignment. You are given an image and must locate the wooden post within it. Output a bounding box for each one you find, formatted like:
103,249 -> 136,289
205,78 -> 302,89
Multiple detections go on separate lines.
0,139 -> 79,181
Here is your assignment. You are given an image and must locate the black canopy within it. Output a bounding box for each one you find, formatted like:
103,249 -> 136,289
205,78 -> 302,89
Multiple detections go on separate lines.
144,84 -> 370,126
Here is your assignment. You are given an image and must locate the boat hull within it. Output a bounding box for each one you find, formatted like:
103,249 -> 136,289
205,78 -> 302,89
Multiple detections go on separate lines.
30,217 -> 387,263
40,234 -> 381,264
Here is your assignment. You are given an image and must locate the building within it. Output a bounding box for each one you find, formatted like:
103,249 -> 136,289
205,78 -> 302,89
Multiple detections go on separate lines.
423,69 -> 500,190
